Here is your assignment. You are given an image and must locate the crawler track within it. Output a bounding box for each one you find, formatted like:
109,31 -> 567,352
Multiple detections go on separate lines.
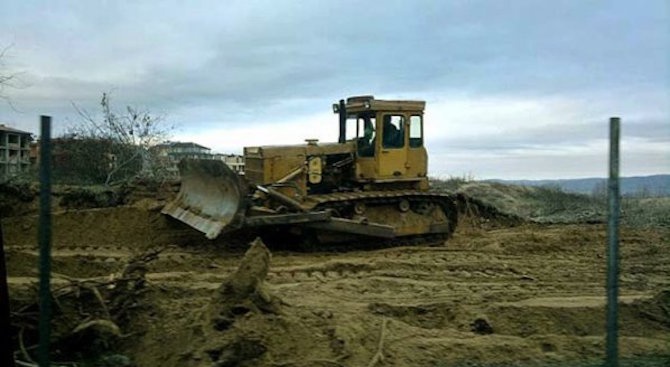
258,191 -> 460,249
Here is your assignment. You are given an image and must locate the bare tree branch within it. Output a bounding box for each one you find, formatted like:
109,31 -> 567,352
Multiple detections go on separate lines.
63,92 -> 172,185
0,43 -> 21,103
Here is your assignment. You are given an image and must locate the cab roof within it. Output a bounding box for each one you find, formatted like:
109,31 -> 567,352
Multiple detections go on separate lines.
341,95 -> 425,114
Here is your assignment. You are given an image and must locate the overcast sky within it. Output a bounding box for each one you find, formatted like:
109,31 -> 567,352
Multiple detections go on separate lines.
0,0 -> 667,179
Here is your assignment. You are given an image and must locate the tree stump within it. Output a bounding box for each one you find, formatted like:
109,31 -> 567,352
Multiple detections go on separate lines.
209,237 -> 281,331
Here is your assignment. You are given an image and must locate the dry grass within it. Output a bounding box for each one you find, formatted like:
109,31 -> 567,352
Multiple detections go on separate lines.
432,179 -> 669,228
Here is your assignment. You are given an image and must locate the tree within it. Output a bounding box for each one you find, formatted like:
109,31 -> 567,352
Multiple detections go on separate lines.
0,44 -> 19,102
52,135 -> 134,185
66,92 -> 172,185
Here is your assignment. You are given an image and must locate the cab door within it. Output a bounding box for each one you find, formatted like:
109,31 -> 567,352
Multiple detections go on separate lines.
377,113 -> 408,178
405,114 -> 428,178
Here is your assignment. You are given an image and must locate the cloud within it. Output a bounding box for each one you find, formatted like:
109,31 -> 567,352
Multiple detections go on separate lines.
426,90 -> 668,143
422,90 -> 668,178
0,0 -> 667,178
169,90 -> 668,179
431,144 -> 670,180
175,111 -> 336,154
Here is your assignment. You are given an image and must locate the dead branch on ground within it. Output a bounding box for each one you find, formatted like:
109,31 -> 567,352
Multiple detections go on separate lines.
366,317 -> 388,367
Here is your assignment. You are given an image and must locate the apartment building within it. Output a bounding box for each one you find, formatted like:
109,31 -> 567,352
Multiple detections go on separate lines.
0,124 -> 32,178
152,141 -> 212,177
213,153 -> 245,174
151,141 -> 245,177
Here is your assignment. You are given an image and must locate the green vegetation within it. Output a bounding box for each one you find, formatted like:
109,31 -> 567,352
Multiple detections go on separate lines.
429,174 -> 478,192
622,197 -> 670,228
432,178 -> 669,228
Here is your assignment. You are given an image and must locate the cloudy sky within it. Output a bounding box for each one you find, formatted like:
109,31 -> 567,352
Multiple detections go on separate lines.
0,0 -> 667,179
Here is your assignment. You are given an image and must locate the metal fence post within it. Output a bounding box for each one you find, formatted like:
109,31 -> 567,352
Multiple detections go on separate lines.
38,116 -> 53,367
606,116 -> 620,367
0,216 -> 15,367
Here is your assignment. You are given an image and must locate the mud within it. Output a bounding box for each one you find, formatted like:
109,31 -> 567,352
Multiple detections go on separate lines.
3,197 -> 670,366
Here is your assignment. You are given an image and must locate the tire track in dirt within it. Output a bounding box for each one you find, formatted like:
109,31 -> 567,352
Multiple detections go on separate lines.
6,220 -> 669,365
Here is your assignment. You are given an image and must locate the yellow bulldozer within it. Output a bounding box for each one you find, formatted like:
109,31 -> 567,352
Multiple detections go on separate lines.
163,95 -> 458,246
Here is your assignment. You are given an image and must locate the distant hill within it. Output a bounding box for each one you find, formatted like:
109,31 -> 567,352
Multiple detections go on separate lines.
487,174 -> 670,197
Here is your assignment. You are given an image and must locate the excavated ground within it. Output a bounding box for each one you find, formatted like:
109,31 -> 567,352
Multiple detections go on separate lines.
3,199 -> 670,366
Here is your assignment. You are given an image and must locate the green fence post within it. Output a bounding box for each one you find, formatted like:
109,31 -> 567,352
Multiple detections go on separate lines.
38,116 -> 53,367
606,117 -> 620,367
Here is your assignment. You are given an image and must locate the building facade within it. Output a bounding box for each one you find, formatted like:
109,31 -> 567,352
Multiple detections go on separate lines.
213,153 -> 245,174
0,124 -> 32,178
152,141 -> 212,177
151,141 -> 245,178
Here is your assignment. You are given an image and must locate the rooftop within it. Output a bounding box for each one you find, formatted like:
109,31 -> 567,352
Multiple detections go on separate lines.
0,124 -> 33,135
155,141 -> 210,150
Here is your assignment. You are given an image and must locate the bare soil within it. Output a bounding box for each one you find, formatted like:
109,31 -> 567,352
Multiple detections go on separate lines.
3,195 -> 669,366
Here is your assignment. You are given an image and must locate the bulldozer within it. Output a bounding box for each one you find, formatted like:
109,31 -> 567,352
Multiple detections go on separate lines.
162,95 -> 458,246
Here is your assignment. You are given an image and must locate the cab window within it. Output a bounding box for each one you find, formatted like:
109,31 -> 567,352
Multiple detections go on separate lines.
409,115 -> 423,148
382,115 -> 405,149
356,115 -> 376,157
346,116 -> 358,141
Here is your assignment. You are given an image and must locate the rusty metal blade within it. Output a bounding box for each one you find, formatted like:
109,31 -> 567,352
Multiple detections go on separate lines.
162,159 -> 245,239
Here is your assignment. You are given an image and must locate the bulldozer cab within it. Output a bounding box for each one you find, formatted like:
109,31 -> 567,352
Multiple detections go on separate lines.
336,96 -> 428,184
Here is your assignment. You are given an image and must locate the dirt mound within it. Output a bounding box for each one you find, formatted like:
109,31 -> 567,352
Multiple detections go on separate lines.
0,179 -> 38,217
0,179 -> 180,217
454,182 -> 606,224
5,182 -> 670,366
4,206 -> 184,248
124,238 -> 385,367
57,185 -> 130,209
454,193 -> 524,232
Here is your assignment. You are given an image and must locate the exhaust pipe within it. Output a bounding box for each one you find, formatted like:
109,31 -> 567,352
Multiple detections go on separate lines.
338,99 -> 346,144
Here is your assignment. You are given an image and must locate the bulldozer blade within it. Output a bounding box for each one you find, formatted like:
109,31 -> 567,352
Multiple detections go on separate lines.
162,159 -> 246,239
